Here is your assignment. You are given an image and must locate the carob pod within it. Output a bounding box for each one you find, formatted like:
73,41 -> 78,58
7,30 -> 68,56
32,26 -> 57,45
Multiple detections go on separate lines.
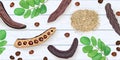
0,1 -> 26,29
48,38 -> 78,59
47,0 -> 72,23
105,3 -> 120,36
14,27 -> 56,48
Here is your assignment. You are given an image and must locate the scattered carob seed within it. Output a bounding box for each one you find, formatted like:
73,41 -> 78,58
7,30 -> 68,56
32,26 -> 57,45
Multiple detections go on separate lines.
75,2 -> 80,6
98,0 -> 103,4
17,58 -> 22,60
43,56 -> 48,60
116,41 -> 120,45
34,22 -> 40,27
10,55 -> 15,60
10,2 -> 15,7
111,52 -> 117,56
64,32 -> 70,37
48,38 -> 78,59
29,50 -> 34,54
116,47 -> 120,51
48,0 -> 72,23
116,11 -> 120,16
105,3 -> 120,36
15,51 -> 21,56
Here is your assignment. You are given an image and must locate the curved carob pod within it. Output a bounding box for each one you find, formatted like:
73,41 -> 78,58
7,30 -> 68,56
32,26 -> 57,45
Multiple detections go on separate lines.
105,3 -> 120,36
48,0 -> 72,23
48,38 -> 78,59
0,1 -> 26,29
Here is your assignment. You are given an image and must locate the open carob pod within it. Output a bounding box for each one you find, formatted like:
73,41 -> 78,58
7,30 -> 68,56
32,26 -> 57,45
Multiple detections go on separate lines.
14,27 -> 56,48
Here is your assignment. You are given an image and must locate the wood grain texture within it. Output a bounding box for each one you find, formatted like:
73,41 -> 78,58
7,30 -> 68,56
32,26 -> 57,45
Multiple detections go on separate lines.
0,0 -> 120,60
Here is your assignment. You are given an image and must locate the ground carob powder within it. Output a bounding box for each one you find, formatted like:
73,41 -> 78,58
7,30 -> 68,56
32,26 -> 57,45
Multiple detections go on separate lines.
71,10 -> 99,32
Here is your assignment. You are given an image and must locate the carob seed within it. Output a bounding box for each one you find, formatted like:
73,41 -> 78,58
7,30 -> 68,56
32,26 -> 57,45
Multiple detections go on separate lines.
116,47 -> 120,51
43,35 -> 47,39
15,51 -> 21,56
18,41 -> 22,46
10,55 -> 15,59
23,41 -> 27,45
98,0 -> 103,4
116,41 -> 120,45
111,52 -> 117,56
34,39 -> 39,44
75,2 -> 80,6
34,22 -> 40,27
17,58 -> 22,60
28,41 -> 33,45
105,3 -> 120,36
47,32 -> 50,35
10,2 -> 14,7
43,56 -> 48,60
48,38 -> 78,58
29,50 -> 34,54
39,37 -> 44,41
64,32 -> 70,38
116,11 -> 120,16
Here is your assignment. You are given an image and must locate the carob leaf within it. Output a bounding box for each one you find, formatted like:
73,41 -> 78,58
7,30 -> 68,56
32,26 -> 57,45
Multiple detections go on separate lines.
82,45 -> 93,53
31,8 -> 37,18
0,40 -> 7,47
24,9 -> 31,18
19,0 -> 29,9
0,30 -> 6,40
98,39 -> 105,51
100,56 -> 106,60
14,8 -> 25,16
0,47 -> 5,54
88,50 -> 98,58
91,36 -> 97,46
104,46 -> 111,56
80,36 -> 90,45
26,0 -> 35,7
35,7 -> 40,16
92,53 -> 102,60
40,4 -> 47,14
40,0 -> 45,3
35,0 -> 40,5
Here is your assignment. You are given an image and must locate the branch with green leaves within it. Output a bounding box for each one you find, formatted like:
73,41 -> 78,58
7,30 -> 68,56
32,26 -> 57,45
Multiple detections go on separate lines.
14,0 -> 47,18
80,36 -> 111,60
0,30 -> 7,55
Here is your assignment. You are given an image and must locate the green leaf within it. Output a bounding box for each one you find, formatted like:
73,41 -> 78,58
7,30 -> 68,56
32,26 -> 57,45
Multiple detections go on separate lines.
88,50 -> 98,58
40,4 -> 47,14
24,10 -> 31,18
26,0 -> 35,7
0,47 -> 5,55
80,36 -> 90,45
40,0 -> 45,3
19,0 -> 29,9
92,53 -> 102,60
35,0 -> 40,5
31,8 -> 37,18
91,36 -> 97,46
104,46 -> 111,56
35,8 -> 40,16
100,56 -> 106,60
0,40 -> 7,47
98,39 -> 105,51
0,30 -> 6,40
82,46 -> 93,53
14,8 -> 25,16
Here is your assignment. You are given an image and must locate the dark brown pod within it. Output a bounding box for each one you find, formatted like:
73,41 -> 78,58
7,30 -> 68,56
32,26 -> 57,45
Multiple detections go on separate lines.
48,38 -> 78,59
0,1 -> 26,29
48,0 -> 72,23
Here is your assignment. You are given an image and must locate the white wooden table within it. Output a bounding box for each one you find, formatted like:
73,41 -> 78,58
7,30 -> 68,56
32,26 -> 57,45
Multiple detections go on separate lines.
0,0 -> 120,60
